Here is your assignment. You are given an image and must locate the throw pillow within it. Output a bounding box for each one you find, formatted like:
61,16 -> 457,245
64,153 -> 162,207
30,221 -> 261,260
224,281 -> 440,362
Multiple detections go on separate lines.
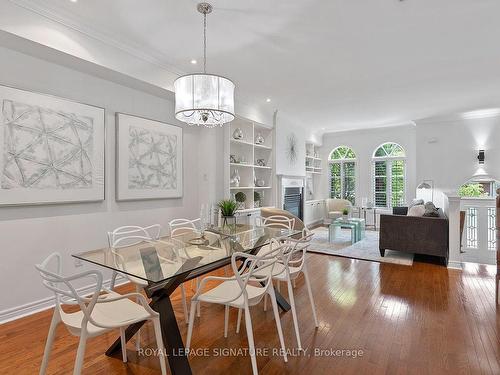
409,199 -> 424,208
407,204 -> 425,217
423,201 -> 440,217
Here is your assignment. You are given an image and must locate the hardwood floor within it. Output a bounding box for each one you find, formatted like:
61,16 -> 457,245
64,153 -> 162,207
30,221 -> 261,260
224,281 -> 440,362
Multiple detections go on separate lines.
1,254 -> 499,375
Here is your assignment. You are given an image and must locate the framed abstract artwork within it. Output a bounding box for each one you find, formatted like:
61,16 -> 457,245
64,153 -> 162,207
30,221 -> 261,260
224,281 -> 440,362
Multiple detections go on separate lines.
116,113 -> 183,201
0,85 -> 105,206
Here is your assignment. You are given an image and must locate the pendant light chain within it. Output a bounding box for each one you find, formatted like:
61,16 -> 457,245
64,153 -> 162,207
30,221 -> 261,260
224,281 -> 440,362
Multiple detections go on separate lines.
203,10 -> 207,73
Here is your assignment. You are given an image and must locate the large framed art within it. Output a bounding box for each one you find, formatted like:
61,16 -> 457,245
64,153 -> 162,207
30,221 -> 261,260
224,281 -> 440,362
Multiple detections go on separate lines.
0,85 -> 105,206
116,113 -> 183,201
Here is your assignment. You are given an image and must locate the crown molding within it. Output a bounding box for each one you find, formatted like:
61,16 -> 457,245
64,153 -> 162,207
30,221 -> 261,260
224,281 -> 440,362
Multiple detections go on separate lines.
8,0 -> 185,77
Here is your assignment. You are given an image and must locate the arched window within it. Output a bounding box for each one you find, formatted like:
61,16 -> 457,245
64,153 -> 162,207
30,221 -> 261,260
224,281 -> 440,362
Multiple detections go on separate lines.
372,143 -> 406,208
329,146 -> 356,205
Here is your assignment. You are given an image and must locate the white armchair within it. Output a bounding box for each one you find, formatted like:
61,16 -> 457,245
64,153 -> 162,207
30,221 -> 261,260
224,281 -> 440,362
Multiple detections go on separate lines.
326,198 -> 353,221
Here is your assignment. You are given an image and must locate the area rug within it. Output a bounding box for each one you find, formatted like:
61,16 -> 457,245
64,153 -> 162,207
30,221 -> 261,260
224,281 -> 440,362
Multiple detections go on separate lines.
309,227 -> 413,266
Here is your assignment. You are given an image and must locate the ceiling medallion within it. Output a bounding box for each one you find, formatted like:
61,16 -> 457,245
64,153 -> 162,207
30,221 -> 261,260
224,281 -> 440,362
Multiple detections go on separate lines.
174,3 -> 235,128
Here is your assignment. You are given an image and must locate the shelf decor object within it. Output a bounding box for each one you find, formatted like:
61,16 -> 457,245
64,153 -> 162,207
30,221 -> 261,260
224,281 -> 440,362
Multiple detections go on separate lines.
232,128 -> 243,140
255,132 -> 265,145
230,169 -> 241,187
0,84 -> 105,205
174,3 -> 235,128
116,113 -> 183,200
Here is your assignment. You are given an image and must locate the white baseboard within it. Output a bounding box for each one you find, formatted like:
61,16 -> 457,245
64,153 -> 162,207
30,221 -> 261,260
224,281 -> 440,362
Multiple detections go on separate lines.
0,277 -> 127,324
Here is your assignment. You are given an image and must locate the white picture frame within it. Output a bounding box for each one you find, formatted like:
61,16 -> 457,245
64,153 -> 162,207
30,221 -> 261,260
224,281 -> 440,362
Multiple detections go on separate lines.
0,84 -> 105,206
116,113 -> 183,201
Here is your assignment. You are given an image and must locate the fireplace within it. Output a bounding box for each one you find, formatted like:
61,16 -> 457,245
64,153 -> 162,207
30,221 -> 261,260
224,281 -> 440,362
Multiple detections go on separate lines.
278,176 -> 305,220
283,187 -> 303,220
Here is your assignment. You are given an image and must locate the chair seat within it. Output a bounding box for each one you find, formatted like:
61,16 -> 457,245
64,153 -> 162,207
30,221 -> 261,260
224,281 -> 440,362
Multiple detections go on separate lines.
198,280 -> 266,308
61,292 -> 151,337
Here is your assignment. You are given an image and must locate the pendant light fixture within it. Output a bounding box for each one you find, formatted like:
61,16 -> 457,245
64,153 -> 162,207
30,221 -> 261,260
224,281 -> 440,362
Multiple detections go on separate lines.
174,3 -> 235,128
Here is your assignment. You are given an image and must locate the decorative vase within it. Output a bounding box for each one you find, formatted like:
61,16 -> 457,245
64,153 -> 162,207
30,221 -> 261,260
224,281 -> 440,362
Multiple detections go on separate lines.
255,132 -> 265,145
256,158 -> 266,167
256,179 -> 265,187
230,169 -> 240,187
222,215 -> 236,227
232,128 -> 243,140
254,200 -> 260,208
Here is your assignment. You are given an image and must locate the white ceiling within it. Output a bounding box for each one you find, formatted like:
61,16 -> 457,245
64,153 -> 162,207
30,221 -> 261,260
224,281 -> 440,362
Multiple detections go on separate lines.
9,0 -> 500,133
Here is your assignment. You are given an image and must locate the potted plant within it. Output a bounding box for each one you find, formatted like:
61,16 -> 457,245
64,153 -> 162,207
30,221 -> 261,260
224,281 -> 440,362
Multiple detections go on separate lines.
218,199 -> 238,227
254,191 -> 261,208
342,208 -> 349,221
235,191 -> 246,210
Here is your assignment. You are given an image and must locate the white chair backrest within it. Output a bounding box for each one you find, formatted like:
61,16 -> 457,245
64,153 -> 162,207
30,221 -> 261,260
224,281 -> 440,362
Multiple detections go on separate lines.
255,215 -> 295,230
108,224 -> 162,248
35,252 -> 106,328
228,242 -> 284,303
169,218 -> 201,237
282,229 -> 314,270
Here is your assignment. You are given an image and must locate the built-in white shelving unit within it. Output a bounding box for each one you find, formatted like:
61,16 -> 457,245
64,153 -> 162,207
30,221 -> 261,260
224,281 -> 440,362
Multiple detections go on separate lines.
305,142 -> 323,201
224,117 -> 276,211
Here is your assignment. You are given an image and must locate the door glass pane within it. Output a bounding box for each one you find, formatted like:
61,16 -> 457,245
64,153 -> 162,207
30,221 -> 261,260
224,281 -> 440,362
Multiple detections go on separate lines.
391,160 -> 405,207
343,161 -> 356,205
374,161 -> 387,207
330,162 -> 341,199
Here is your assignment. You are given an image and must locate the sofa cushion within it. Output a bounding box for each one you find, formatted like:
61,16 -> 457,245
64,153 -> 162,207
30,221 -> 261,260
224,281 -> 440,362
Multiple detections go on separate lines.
407,204 -> 425,217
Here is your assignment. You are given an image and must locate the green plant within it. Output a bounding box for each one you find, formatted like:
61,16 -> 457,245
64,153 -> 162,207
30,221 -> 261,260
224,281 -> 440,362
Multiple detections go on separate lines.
458,183 -> 486,198
254,191 -> 261,202
342,208 -> 349,215
235,191 -> 247,203
218,199 -> 238,217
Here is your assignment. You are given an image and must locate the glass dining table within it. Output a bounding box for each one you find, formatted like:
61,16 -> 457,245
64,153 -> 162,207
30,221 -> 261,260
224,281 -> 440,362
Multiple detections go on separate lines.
73,224 -> 300,375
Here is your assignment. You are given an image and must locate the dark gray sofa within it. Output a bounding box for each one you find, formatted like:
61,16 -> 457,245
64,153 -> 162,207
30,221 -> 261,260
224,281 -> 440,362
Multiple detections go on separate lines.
379,207 -> 449,265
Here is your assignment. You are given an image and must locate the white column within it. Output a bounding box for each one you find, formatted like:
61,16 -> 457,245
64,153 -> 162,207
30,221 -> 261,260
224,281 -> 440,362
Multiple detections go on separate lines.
443,192 -> 462,269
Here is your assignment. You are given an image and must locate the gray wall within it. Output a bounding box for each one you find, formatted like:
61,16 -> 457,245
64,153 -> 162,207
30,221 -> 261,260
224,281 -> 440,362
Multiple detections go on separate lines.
0,45 -> 221,318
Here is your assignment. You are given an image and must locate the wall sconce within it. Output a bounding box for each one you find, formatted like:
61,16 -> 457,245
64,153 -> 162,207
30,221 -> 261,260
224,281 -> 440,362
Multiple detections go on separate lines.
477,150 -> 485,164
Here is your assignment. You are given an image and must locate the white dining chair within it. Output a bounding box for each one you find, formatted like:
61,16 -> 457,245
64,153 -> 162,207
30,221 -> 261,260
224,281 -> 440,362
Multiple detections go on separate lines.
35,252 -> 167,375
169,218 -> 204,318
186,246 -> 288,375
254,230 -> 319,350
108,224 -> 189,348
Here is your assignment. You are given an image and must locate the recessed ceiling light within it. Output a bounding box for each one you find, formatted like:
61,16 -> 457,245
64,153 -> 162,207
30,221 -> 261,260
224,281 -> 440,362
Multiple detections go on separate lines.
190,59 -> 197,65
70,0 -> 78,3
266,98 -> 271,103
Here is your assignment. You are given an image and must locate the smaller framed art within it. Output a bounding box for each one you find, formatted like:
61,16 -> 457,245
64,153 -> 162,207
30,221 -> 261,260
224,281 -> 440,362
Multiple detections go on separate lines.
116,113 -> 183,201
0,84 -> 105,206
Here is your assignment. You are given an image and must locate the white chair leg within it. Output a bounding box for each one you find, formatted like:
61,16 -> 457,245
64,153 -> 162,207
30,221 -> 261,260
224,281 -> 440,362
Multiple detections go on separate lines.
120,328 -> 127,363
236,308 -> 242,333
135,285 -> 142,351
73,329 -> 88,375
224,305 -> 229,338
196,278 -> 201,317
268,286 -> 288,362
303,265 -> 319,327
292,279 -> 296,288
39,311 -> 60,375
152,318 -> 167,375
286,278 -> 302,350
110,271 -> 118,290
180,284 -> 189,325
186,300 -> 198,350
243,302 -> 258,375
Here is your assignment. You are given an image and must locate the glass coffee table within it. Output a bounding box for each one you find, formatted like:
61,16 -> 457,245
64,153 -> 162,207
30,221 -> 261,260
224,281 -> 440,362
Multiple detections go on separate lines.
329,218 -> 365,244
